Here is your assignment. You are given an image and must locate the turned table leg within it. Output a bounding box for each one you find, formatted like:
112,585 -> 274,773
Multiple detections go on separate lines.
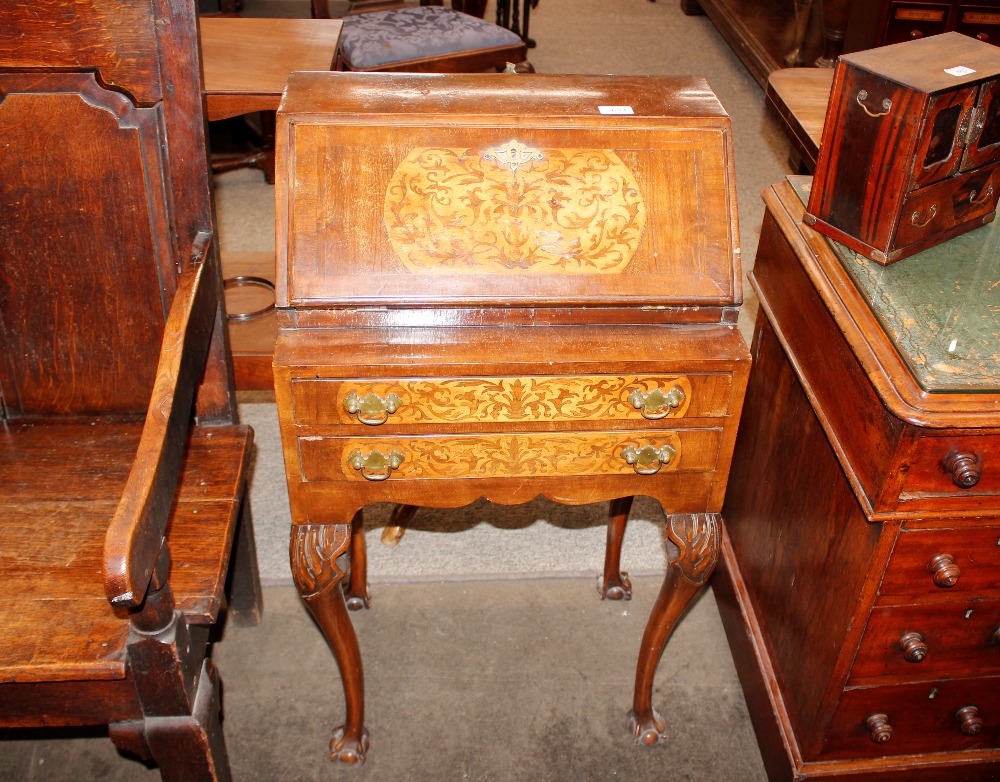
629,513 -> 720,746
291,524 -> 369,764
345,509 -> 370,610
600,496 -> 633,600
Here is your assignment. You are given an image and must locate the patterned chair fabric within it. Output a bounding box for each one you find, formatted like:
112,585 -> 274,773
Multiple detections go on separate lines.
339,5 -> 523,69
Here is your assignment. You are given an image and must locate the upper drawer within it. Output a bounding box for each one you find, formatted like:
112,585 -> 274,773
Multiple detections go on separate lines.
276,72 -> 740,314
291,373 -> 734,428
897,431 -> 1000,511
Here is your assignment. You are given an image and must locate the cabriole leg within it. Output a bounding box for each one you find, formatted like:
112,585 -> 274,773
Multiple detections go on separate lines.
291,523 -> 369,764
629,513 -> 719,746
600,496 -> 633,600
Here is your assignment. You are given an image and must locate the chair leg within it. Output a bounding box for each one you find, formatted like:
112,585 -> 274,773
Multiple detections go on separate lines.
227,496 -> 263,625
380,503 -> 417,546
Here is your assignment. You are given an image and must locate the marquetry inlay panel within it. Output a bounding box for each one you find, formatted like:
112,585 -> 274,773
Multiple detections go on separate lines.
298,429 -> 723,482
384,143 -> 647,275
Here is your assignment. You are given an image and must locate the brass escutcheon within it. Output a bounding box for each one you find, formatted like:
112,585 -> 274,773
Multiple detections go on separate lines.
347,449 -> 405,481
628,386 -> 686,420
343,391 -> 403,426
621,443 -> 677,475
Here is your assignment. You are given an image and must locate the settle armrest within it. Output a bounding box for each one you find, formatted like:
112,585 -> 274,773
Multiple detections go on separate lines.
103,232 -> 219,608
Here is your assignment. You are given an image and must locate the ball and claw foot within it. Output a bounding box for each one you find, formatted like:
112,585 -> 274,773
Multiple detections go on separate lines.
628,708 -> 668,747
330,725 -> 370,764
600,571 -> 632,601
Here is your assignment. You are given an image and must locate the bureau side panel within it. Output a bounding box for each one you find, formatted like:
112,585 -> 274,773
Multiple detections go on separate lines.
722,311 -> 884,760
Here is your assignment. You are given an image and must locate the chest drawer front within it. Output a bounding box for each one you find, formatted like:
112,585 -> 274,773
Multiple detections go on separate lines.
899,432 -> 1000,506
297,428 -> 721,482
291,374 -> 736,427
849,601 -> 1000,686
820,677 -> 1000,760
879,527 -> 1000,603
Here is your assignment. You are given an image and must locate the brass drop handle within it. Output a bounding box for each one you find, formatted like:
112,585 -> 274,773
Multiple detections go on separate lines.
857,89 -> 892,118
969,184 -> 993,206
621,443 -> 676,475
910,204 -> 938,228
865,714 -> 893,744
898,631 -> 928,663
628,386 -> 686,420
955,706 -> 984,736
347,448 -> 405,481
928,553 -> 961,588
344,391 -> 403,426
943,450 -> 982,488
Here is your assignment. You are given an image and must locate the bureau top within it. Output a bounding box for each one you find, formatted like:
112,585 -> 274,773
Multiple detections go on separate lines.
278,72 -> 728,124
275,72 -> 741,319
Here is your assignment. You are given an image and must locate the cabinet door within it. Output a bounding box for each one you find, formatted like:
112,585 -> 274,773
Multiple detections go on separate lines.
961,77 -> 1000,171
910,86 -> 978,189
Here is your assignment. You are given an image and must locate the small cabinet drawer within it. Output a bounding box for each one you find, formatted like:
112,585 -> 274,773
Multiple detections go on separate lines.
956,7 -> 1000,46
899,432 -> 1000,504
894,164 -> 1000,248
849,600 -> 1000,685
297,428 -> 721,482
291,373 -> 735,427
881,3 -> 951,46
820,677 -> 1000,759
879,526 -> 1000,603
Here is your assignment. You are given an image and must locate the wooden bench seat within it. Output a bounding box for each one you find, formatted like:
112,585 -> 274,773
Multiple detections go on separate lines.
0,424 -> 252,683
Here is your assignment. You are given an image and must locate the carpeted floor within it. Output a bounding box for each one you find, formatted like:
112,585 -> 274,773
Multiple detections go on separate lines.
0,0 -> 793,778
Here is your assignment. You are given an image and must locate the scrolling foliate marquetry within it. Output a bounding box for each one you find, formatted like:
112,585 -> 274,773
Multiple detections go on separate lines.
338,376 -> 692,425
383,142 -> 646,274
340,432 -> 683,480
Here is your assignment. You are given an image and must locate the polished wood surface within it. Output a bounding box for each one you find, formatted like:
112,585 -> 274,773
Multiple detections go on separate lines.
200,16 -> 343,121
0,1 -> 260,778
765,67 -> 833,171
273,72 -> 751,763
718,178 -> 1000,781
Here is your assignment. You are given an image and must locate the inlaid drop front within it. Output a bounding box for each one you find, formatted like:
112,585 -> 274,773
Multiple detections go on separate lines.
383,141 -> 647,274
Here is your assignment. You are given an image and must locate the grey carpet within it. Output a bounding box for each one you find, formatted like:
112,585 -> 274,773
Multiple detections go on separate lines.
0,0 -> 792,777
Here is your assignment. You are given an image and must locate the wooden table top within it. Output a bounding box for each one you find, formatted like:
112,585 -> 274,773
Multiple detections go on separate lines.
765,67 -> 834,172
200,17 -> 343,121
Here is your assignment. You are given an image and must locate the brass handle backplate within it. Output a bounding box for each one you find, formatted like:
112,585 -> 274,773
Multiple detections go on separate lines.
621,443 -> 677,475
627,386 -> 686,420
347,449 -> 405,481
344,391 -> 403,426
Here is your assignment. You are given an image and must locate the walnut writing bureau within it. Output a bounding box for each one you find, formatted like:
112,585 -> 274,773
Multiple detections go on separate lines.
272,72 -> 751,763
720,176 -> 1000,781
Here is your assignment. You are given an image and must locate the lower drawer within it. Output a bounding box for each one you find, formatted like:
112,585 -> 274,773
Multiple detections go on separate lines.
849,600 -> 1000,686
297,428 -> 721,482
820,676 -> 1000,759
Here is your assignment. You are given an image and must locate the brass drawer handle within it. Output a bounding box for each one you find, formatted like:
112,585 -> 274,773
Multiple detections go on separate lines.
928,553 -> 961,588
942,450 -> 982,488
347,449 -> 405,481
344,391 -> 403,426
955,706 -> 984,736
621,443 -> 676,475
969,184 -> 994,206
865,713 -> 893,744
856,90 -> 892,118
628,386 -> 686,420
898,631 -> 928,663
910,204 -> 938,228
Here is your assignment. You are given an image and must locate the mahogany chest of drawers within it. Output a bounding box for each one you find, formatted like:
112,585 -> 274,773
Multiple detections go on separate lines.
272,72 -> 750,762
806,32 -> 1000,264
721,176 -> 1000,781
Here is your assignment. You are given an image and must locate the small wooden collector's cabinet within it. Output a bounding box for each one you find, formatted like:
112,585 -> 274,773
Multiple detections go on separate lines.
806,31 -> 1000,264
272,72 -> 752,759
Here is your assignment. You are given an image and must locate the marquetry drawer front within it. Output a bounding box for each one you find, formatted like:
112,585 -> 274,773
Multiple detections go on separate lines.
820,676 -> 1000,759
898,432 -> 1000,505
290,374 -> 737,428
297,429 -> 721,483
879,526 -> 1000,603
849,600 -> 1000,686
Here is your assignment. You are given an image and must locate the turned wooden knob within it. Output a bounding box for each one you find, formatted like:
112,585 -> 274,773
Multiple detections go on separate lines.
955,706 -> 984,736
942,451 -> 982,488
928,553 -> 961,587
865,713 -> 893,744
898,631 -> 928,663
